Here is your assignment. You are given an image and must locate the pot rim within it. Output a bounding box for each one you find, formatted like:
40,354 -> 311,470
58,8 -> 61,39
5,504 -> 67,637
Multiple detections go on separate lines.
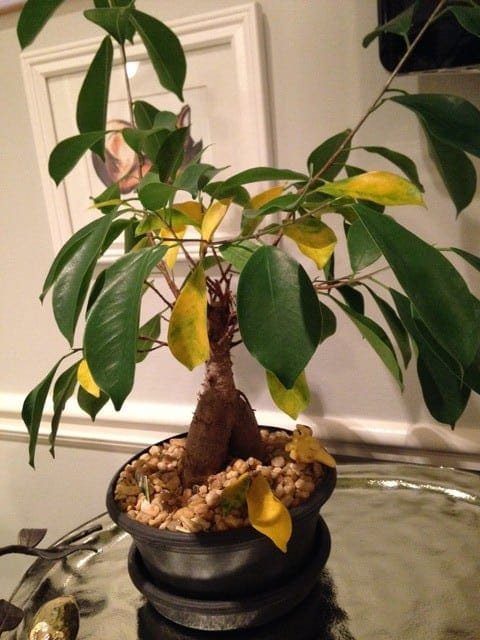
106,426 -> 337,545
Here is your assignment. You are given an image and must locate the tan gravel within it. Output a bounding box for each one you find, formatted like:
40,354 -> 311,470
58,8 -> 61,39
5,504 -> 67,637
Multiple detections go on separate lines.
114,429 -> 326,533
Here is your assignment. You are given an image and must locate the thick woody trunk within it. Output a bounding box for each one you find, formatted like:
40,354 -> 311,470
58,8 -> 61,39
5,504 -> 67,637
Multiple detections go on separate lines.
182,301 -> 265,486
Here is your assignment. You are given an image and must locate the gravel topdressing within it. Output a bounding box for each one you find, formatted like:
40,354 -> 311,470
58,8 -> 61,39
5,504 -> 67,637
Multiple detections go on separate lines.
115,429 -> 326,533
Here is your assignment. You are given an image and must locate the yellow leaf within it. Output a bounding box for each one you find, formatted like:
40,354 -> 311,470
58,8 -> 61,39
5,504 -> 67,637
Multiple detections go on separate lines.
77,359 -> 100,398
317,171 -> 425,206
220,473 -> 251,514
160,226 -> 186,269
247,475 -> 292,553
251,186 -> 284,209
285,424 -> 336,468
167,265 -> 210,369
266,370 -> 310,419
284,218 -> 337,269
201,200 -> 230,242
173,201 -> 204,227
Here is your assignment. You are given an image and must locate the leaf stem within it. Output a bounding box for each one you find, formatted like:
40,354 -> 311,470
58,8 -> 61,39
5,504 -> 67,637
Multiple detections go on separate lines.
308,0 -> 448,184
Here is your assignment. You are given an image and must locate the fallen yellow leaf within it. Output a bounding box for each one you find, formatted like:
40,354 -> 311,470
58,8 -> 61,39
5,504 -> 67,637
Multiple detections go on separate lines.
220,473 -> 251,514
285,424 -> 336,468
247,475 -> 292,553
168,265 -> 210,369
77,359 -> 100,398
317,171 -> 425,207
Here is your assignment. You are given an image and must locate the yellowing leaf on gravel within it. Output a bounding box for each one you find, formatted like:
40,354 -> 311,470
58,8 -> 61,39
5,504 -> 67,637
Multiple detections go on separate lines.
317,171 -> 425,206
77,359 -> 100,398
160,226 -> 186,269
251,185 -> 284,209
201,200 -> 230,242
285,425 -> 336,468
284,218 -> 337,269
246,474 -> 292,553
266,370 -> 310,419
168,265 -> 210,369
173,201 -> 203,227
220,473 -> 251,515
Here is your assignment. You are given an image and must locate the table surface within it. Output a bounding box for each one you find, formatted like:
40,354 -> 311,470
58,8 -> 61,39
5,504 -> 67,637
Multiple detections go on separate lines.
5,463 -> 480,640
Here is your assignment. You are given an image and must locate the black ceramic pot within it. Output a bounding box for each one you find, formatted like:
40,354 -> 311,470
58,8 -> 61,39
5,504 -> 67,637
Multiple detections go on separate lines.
106,428 -> 336,599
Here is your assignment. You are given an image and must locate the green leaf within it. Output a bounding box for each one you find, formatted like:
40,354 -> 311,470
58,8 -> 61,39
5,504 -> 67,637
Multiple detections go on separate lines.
338,285 -> 364,315
421,125 -> 476,216
133,102 -> 176,161
134,101 -> 161,129
391,290 -> 470,426
52,213 -> 114,344
363,4 -> 416,48
17,0 -> 67,49
50,360 -> 80,456
362,146 -> 423,191
157,127 -> 189,182
93,183 -> 121,214
84,7 -> 134,44
354,203 -> 480,368
204,182 -> 251,208
76,37 -> 113,159
219,241 -> 260,272
365,286 -> 411,368
49,132 -> 106,185
84,245 -> 167,409
122,126 -> 169,156
174,163 -> 221,197
223,167 -> 308,187
417,355 -> 471,427
448,5 -> 480,38
134,103 -> 177,136
136,314 -> 161,363
138,182 -> 177,210
347,219 -> 382,272
77,386 -> 109,421
319,300 -> 337,341
267,370 -> 310,419
129,9 -> 186,101
449,247 -> 480,272
390,94 -> 480,158
22,354 -> 71,467
335,300 -> 403,389
308,129 -> 352,181
237,246 -> 322,388
101,218 -> 132,252
40,215 -> 117,304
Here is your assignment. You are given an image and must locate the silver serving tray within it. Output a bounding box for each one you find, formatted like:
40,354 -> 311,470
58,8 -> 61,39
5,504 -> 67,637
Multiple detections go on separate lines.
6,464 -> 480,639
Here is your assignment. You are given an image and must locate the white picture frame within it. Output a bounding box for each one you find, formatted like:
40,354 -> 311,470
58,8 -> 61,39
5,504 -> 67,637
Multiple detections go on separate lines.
20,2 -> 273,264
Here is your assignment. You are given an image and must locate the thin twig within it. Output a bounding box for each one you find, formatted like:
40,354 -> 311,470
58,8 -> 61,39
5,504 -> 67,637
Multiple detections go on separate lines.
309,0 -> 448,184
144,280 -> 173,309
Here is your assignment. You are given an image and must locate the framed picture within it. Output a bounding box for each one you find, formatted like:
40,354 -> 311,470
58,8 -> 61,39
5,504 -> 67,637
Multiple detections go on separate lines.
21,3 -> 273,263
0,1 -> 23,14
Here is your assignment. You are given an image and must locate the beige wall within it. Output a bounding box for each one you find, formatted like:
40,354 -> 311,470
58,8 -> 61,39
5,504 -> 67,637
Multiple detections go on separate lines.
1,0 -> 480,596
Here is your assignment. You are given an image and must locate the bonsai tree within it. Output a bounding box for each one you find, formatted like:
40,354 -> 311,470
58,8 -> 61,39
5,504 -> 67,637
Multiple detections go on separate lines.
18,0 -> 480,487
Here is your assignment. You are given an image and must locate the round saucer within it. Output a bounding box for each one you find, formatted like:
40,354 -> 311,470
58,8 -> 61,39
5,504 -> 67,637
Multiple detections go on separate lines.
128,516 -> 331,631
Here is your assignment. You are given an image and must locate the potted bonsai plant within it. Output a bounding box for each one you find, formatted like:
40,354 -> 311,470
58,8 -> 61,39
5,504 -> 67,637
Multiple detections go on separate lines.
17,0 -> 480,631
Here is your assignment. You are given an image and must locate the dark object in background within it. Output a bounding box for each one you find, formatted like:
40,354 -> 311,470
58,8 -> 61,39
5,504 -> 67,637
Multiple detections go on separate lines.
378,0 -> 480,73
